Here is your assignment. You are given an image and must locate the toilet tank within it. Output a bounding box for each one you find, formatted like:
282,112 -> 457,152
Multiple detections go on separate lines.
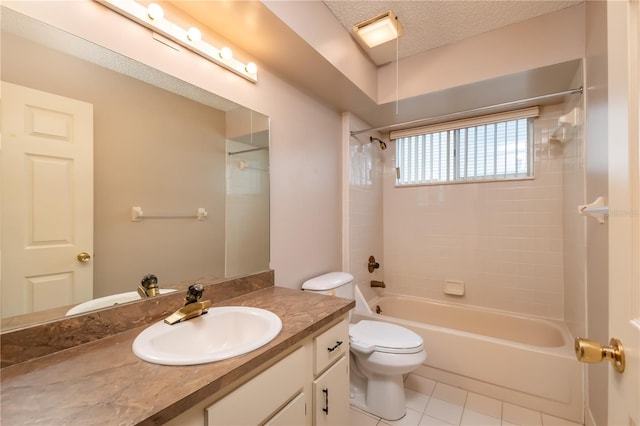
301,272 -> 354,299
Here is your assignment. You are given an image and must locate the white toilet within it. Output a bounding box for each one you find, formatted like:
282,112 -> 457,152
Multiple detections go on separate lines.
302,272 -> 427,421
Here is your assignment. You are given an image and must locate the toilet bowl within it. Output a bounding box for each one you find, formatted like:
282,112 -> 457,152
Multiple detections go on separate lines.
302,272 -> 427,421
349,320 -> 426,420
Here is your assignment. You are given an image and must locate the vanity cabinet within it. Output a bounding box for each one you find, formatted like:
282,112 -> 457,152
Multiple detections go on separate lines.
313,356 -> 350,425
264,393 -> 306,426
312,319 -> 350,425
206,346 -> 307,425
164,317 -> 350,426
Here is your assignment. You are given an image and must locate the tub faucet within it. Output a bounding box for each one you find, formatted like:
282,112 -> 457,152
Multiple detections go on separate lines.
371,280 -> 386,288
137,274 -> 160,298
164,284 -> 212,325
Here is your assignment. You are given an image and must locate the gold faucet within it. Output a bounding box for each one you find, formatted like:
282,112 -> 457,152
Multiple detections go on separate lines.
137,274 -> 160,298
371,280 -> 386,288
164,284 -> 212,325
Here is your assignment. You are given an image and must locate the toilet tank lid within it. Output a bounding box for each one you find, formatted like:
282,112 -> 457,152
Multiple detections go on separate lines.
301,272 -> 354,291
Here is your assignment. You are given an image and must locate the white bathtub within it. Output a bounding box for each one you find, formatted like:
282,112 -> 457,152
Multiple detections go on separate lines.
351,293 -> 583,423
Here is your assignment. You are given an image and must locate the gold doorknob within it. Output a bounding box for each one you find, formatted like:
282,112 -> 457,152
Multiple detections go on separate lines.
77,252 -> 91,263
574,337 -> 625,373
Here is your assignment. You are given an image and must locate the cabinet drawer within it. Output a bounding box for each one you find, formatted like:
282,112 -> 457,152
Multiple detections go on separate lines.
207,347 -> 305,425
314,320 -> 349,375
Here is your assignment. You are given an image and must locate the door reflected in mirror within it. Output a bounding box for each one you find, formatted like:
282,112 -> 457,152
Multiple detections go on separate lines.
0,8 -> 269,330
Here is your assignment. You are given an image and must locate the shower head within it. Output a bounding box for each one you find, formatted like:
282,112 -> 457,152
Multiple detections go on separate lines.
370,136 -> 387,150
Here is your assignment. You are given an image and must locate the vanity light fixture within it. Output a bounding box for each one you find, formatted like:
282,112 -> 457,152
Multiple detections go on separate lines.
353,10 -> 402,48
219,46 -> 233,60
146,2 -> 164,20
245,62 -> 258,75
186,27 -> 202,42
97,0 -> 258,83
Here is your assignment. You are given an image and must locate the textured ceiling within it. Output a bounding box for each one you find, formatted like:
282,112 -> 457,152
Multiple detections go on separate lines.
323,0 -> 582,64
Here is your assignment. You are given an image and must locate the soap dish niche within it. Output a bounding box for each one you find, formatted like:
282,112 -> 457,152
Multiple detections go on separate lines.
444,280 -> 465,296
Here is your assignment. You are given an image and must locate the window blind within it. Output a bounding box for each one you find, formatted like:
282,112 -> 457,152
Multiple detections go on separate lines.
394,108 -> 537,186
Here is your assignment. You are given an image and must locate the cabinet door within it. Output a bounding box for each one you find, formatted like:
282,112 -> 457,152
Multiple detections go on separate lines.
265,393 -> 306,426
207,347 -> 306,425
313,356 -> 350,426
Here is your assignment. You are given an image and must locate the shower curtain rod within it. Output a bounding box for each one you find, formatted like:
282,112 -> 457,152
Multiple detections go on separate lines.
228,146 -> 269,156
350,86 -> 583,136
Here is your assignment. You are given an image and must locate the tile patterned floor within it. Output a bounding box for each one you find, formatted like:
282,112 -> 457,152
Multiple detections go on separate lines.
350,374 -> 583,426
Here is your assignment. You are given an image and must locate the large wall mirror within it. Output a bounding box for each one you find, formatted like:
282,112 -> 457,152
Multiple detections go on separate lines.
0,8 -> 270,330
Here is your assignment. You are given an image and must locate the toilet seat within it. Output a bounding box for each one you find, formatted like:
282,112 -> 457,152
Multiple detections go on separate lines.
349,320 -> 424,354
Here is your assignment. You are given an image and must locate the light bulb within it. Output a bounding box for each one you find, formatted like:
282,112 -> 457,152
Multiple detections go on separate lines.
245,62 -> 257,74
147,3 -> 164,20
187,27 -> 201,42
219,47 -> 233,60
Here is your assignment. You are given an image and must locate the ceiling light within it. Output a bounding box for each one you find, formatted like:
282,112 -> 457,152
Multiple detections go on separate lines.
353,10 -> 402,48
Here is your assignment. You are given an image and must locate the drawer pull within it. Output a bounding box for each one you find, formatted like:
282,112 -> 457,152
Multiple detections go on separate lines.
322,388 -> 329,414
327,340 -> 343,352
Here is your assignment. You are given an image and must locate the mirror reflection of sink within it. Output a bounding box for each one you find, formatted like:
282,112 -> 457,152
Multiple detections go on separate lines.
132,306 -> 282,365
65,289 -> 176,316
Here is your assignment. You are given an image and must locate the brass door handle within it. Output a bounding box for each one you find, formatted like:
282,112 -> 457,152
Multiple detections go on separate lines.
574,337 -> 625,373
77,252 -> 91,263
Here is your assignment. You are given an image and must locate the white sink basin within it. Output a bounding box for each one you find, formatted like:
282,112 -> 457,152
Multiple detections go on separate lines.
132,306 -> 282,365
65,289 -> 176,315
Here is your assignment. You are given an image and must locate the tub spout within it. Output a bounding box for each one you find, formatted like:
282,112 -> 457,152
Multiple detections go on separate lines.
371,280 -> 386,288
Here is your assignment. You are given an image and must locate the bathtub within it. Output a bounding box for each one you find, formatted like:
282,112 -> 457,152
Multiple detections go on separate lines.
351,293 -> 583,423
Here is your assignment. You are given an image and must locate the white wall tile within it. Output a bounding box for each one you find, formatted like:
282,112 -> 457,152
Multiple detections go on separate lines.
349,122 -> 385,302
381,105 -> 572,319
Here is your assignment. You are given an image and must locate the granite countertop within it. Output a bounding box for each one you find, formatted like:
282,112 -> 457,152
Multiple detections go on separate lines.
0,286 -> 354,425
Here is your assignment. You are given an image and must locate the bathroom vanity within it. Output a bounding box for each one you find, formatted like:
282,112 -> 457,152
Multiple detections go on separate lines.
0,273 -> 354,425
167,319 -> 350,426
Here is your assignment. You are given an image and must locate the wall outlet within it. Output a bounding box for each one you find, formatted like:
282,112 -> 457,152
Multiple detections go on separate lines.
444,280 -> 465,296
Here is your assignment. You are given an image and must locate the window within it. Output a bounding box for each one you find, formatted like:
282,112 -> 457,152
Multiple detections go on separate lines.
392,107 -> 538,186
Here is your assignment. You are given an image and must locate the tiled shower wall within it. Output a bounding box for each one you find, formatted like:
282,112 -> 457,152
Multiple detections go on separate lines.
347,116 -> 385,303
380,104 -> 576,319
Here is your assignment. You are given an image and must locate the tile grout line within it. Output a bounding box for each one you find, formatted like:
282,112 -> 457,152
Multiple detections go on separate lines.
350,379 -> 583,426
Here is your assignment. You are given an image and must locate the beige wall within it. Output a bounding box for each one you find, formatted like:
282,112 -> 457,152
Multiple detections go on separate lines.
584,1 -> 610,425
262,0 -> 377,100
2,32 -> 227,297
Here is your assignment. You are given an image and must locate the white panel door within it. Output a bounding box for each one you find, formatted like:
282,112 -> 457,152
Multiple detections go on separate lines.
607,1 -> 640,425
1,81 -> 93,318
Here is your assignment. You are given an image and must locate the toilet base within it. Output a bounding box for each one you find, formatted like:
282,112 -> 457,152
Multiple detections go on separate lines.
350,372 -> 407,421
